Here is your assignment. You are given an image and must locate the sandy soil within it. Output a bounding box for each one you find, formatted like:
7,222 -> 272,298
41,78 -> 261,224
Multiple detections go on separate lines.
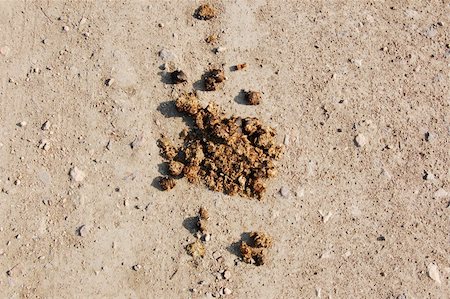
0,1 -> 449,298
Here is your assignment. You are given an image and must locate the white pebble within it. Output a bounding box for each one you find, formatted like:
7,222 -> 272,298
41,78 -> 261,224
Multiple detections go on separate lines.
41,120 -> 50,130
14,179 -> 20,186
223,288 -> 232,295
62,25 -> 70,32
283,134 -> 290,145
215,47 -> 226,53
319,210 -> 333,223
132,264 -> 142,271
105,78 -> 114,86
159,49 -> 176,61
69,166 -> 86,182
18,121 -> 27,127
204,233 -> 211,242
223,270 -> 231,280
424,171 -> 435,181
434,188 -> 448,198
78,225 -> 88,237
280,186 -> 290,197
354,134 -> 367,147
427,263 -> 441,284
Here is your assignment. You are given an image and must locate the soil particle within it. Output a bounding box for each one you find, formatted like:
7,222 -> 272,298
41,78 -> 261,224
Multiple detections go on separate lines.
194,4 -> 216,20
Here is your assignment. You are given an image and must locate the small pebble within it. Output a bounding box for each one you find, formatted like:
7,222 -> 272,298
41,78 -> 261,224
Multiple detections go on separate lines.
0,45 -> 11,56
223,288 -> 232,295
223,270 -> 231,280
105,78 -> 114,86
69,166 -> 86,182
41,120 -> 50,130
428,263 -> 441,284
62,25 -> 70,32
159,49 -> 176,61
78,225 -> 88,237
132,264 -> 142,271
434,188 -> 448,198
424,171 -> 435,181
354,134 -> 367,147
204,233 -> 211,242
283,134 -> 290,145
18,121 -> 27,127
280,186 -> 290,197
212,251 -> 221,260
14,179 -> 20,186
215,47 -> 226,54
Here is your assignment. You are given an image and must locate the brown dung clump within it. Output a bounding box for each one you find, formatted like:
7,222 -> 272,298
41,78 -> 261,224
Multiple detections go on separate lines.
157,92 -> 283,199
159,176 -> 176,190
240,231 -> 273,266
245,90 -> 262,105
203,68 -> 226,91
194,4 -> 216,20
186,240 -> 206,258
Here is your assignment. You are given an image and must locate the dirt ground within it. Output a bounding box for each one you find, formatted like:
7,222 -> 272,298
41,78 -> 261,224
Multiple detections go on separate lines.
0,1 -> 449,298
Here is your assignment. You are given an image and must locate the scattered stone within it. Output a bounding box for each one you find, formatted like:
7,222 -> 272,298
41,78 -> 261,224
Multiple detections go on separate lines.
222,288 -> 232,295
423,171 -> 435,181
280,186 -> 290,197
39,139 -> 50,150
203,69 -> 226,91
78,225 -> 88,237
244,91 -> 262,105
212,251 -> 221,260
319,210 -> 333,223
434,188 -> 448,198
203,233 -> 211,242
283,134 -> 290,146
41,120 -> 50,130
69,167 -> 86,182
169,70 -> 187,84
158,23 -> 164,28
159,49 -> 176,61
62,25 -> 70,32
105,78 -> 114,86
427,263 -> 441,284
354,134 -> 367,147
214,46 -> 226,54
14,179 -> 20,186
159,176 -> 176,191
132,264 -> 142,271
18,121 -> 27,127
194,4 -> 216,20
223,270 -> 231,280
186,240 -> 205,258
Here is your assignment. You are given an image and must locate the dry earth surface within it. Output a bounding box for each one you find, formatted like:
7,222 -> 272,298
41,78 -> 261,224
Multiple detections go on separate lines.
0,0 -> 449,298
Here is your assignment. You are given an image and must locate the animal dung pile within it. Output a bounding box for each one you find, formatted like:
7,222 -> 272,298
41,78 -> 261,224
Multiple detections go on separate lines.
240,232 -> 273,266
158,91 -> 283,199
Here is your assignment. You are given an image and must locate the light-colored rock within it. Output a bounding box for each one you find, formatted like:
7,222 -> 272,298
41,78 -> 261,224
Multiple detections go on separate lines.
427,263 -> 441,284
159,49 -> 176,61
280,186 -> 290,197
69,167 -> 86,182
354,134 -> 367,147
434,188 -> 448,198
